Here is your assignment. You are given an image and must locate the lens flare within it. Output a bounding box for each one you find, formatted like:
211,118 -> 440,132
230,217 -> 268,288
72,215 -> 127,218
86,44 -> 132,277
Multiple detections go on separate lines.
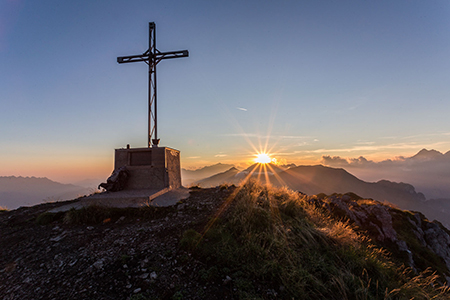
254,153 -> 272,164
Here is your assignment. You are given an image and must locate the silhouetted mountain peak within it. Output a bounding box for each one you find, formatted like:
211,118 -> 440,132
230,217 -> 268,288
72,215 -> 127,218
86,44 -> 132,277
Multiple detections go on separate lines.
411,149 -> 443,160
241,163 -> 286,174
286,164 -> 359,179
182,163 -> 233,173
181,163 -> 235,186
195,166 -> 240,187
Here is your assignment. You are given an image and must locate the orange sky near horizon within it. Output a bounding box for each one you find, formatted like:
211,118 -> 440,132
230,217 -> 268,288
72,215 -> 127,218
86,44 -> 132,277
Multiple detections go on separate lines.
0,144 -> 448,184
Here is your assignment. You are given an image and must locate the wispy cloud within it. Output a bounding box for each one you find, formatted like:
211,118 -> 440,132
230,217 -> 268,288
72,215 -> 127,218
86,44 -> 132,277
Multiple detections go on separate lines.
215,154 -> 228,157
380,132 -> 450,141
296,141 -> 449,154
223,133 -> 259,138
401,132 -> 450,140
236,107 -> 247,111
222,133 -> 313,140
355,141 -> 376,145
299,144 -> 411,154
280,135 -> 314,139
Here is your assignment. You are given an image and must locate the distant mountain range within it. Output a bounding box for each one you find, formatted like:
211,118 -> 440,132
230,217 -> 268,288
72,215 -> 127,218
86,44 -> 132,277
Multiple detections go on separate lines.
196,163 -> 425,204
411,148 -> 450,160
0,176 -> 92,210
4,148 -> 450,226
181,163 -> 234,186
194,163 -> 450,228
322,148 -> 450,200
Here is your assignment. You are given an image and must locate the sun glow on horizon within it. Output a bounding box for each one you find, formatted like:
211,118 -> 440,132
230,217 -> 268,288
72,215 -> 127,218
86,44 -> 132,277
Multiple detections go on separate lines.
254,153 -> 272,164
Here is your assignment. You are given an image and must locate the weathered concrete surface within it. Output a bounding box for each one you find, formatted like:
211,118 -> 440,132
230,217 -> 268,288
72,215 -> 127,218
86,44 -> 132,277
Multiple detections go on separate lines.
48,187 -> 190,213
113,147 -> 181,190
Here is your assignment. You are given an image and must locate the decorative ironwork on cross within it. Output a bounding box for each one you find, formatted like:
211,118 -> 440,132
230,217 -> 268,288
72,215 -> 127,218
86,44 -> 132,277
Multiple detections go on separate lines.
117,22 -> 189,147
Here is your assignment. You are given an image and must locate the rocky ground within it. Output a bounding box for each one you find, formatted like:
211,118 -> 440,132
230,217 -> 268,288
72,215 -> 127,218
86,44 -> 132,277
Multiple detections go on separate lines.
0,187 -> 238,300
2,185 -> 450,299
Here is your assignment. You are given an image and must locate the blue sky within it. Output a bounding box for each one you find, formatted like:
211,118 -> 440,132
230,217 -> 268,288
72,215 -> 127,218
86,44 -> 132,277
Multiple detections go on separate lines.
1,0 -> 450,182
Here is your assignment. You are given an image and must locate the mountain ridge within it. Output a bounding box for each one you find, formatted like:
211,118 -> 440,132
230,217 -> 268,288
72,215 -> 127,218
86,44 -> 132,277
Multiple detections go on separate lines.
193,164 -> 450,228
0,176 -> 91,210
322,148 -> 450,199
181,163 -> 235,186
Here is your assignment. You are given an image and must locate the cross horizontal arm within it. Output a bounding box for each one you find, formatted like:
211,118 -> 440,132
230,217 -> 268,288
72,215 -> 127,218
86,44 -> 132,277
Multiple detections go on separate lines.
157,50 -> 189,60
117,50 -> 188,64
117,54 -> 148,64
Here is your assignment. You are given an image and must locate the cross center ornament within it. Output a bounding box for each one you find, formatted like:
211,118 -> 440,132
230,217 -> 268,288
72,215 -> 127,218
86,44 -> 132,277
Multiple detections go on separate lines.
117,22 -> 189,147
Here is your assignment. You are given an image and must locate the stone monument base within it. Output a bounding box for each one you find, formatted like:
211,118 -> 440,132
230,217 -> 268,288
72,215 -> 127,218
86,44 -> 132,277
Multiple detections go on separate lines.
47,146 -> 185,213
114,146 -> 182,190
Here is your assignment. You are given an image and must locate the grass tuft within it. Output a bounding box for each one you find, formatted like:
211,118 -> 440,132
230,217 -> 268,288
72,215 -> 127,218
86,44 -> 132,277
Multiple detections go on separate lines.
180,229 -> 202,250
63,205 -> 112,225
36,211 -> 65,225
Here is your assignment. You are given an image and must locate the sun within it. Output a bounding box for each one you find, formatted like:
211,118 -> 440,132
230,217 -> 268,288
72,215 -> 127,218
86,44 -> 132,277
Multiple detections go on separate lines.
254,153 -> 272,164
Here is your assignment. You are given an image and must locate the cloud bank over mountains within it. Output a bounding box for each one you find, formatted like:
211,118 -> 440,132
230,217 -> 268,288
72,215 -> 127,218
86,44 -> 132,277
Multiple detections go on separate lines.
321,149 -> 450,199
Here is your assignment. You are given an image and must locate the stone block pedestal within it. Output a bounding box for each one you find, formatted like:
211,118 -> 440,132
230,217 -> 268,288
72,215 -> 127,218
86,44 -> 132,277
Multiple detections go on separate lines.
114,147 -> 181,190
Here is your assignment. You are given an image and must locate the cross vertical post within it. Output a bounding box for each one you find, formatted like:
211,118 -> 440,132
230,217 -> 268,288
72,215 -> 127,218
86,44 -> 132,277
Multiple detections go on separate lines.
117,22 -> 189,148
149,22 -> 157,148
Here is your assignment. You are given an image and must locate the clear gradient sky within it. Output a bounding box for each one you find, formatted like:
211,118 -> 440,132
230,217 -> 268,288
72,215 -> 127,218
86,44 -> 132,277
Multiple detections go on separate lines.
1,0 -> 450,183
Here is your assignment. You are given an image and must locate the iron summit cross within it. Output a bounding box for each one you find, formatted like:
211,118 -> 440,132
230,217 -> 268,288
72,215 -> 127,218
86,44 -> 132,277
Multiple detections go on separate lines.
117,22 -> 189,148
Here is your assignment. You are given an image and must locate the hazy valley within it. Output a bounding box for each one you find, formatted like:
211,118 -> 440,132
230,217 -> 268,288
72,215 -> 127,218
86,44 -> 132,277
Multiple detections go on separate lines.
0,176 -> 92,210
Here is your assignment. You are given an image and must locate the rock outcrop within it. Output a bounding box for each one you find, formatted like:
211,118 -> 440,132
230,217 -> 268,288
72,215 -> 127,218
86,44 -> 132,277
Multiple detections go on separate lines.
311,193 -> 450,279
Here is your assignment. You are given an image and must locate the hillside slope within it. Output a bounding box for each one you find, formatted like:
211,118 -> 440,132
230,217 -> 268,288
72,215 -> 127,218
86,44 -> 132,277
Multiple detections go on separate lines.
1,182 -> 450,299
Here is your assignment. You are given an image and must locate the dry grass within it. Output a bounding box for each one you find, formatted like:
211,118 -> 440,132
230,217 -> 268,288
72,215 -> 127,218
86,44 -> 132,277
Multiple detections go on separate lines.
181,180 -> 450,299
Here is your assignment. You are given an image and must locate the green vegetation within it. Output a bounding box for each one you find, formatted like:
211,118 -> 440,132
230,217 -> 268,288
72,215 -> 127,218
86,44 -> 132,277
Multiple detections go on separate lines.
181,180 -> 450,299
129,294 -> 148,300
179,228 -> 202,250
35,211 -> 65,225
